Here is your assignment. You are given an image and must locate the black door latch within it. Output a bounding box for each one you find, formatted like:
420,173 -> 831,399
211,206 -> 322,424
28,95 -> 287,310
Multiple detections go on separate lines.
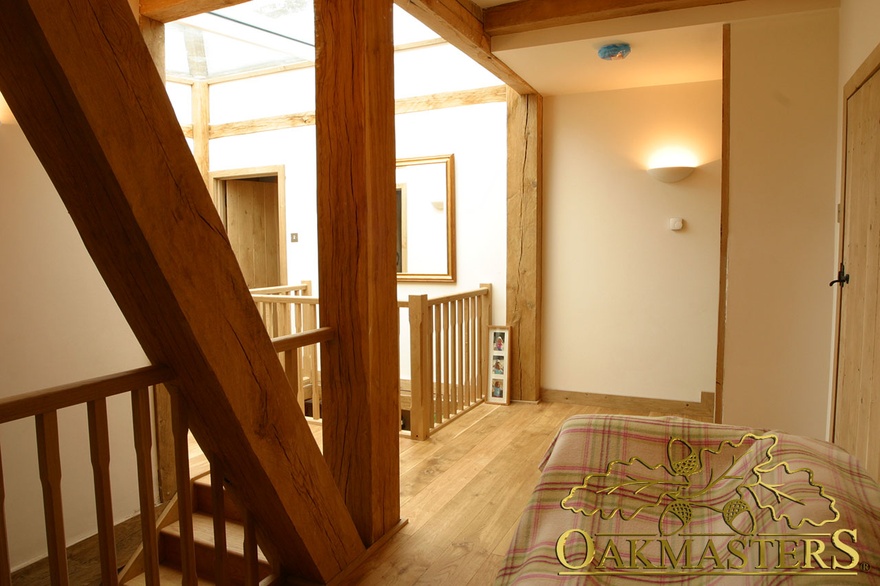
829,263 -> 850,287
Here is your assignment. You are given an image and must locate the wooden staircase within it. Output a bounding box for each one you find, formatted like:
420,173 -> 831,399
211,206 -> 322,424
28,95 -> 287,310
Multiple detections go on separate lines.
124,474 -> 273,585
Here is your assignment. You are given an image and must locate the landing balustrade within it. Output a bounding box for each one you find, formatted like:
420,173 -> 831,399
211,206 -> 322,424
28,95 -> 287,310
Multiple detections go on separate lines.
252,282 -> 493,440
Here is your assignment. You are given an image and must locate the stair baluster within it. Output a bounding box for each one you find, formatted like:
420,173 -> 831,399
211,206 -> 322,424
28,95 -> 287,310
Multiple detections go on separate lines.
87,398 -> 119,586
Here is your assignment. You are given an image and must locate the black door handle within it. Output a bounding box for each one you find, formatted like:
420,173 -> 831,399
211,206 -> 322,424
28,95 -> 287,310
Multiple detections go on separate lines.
830,263 -> 850,287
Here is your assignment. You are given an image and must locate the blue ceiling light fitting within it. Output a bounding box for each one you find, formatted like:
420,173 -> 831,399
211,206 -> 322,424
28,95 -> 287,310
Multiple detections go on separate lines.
598,43 -> 631,61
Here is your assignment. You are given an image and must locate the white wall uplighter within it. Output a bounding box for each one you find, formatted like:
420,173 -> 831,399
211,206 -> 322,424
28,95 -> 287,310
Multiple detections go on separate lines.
647,147 -> 699,183
647,166 -> 695,183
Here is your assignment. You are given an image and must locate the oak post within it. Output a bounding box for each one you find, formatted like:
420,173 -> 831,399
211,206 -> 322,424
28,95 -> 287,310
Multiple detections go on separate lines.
315,0 -> 401,545
192,81 -> 210,188
506,89 -> 543,402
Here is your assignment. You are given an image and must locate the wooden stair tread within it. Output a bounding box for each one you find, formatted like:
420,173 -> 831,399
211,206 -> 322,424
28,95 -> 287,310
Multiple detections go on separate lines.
192,475 -> 246,523
123,564 -> 216,585
161,513 -> 270,564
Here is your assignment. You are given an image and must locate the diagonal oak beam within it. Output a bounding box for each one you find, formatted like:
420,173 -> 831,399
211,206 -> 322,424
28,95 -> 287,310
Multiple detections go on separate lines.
484,0 -> 746,35
0,0 -> 364,581
394,0 -> 537,95
140,0 -> 248,22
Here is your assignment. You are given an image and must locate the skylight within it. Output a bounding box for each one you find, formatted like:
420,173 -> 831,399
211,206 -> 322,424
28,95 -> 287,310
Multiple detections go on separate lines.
165,0 -> 441,81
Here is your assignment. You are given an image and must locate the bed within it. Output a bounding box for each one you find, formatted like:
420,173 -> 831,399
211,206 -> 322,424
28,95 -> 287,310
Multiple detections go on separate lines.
496,415 -> 880,584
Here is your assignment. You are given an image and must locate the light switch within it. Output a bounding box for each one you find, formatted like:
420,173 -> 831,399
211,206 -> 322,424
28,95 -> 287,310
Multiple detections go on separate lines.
290,233 -> 299,242
669,218 -> 684,231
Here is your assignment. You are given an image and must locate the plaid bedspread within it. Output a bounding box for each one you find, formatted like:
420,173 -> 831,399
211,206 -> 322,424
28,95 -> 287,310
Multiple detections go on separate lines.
496,415 -> 880,584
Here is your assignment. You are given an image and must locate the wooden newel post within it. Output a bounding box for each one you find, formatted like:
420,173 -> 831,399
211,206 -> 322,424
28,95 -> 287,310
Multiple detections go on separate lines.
480,283 -> 493,401
315,0 -> 401,545
409,294 -> 433,440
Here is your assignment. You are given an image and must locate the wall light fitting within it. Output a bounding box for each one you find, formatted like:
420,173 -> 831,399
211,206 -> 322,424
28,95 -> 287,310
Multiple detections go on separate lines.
647,166 -> 696,183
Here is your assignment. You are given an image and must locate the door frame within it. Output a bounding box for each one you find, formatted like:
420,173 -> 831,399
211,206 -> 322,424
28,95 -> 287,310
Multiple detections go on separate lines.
829,41 -> 880,441
211,165 -> 288,288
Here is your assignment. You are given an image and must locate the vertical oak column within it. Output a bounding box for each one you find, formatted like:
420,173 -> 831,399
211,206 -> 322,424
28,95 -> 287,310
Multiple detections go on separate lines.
506,89 -> 543,402
315,0 -> 401,545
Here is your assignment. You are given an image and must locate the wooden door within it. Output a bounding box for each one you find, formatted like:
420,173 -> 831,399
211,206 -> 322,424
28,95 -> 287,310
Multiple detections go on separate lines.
223,177 -> 282,288
834,63 -> 880,480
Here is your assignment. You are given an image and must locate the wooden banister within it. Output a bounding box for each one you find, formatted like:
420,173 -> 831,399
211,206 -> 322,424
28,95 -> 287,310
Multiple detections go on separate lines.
35,411 -> 68,586
171,393 -> 197,585
250,295 -> 319,305
243,510 -> 259,586
87,398 -> 118,586
132,388 -> 160,586
0,366 -> 173,425
249,284 -> 309,295
210,460 -> 229,585
272,327 -> 334,353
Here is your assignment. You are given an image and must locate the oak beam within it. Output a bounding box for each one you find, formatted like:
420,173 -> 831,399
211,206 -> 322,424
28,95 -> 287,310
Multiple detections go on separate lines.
506,88 -> 543,402
0,1 -> 363,582
315,0 -> 401,545
140,0 -> 248,23
394,0 -> 537,95
208,86 -> 507,139
484,0 -> 745,35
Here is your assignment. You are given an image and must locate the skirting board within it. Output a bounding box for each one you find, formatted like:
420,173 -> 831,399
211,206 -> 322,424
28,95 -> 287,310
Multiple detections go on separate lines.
541,389 -> 715,419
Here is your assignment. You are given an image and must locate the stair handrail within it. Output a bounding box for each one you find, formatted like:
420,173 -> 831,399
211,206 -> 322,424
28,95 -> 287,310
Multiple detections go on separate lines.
0,366 -> 173,424
0,365 -> 173,585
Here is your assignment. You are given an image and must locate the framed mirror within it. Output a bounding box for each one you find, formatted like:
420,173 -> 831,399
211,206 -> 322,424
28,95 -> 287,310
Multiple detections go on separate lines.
396,154 -> 456,283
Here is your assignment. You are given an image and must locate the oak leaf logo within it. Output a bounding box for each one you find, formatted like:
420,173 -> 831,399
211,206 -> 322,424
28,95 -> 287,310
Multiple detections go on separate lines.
560,433 -> 839,535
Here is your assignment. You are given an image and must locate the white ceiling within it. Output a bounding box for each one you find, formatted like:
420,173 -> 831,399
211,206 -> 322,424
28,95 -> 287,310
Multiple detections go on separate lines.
468,0 -> 837,96
494,24 -> 722,95
470,0 -> 722,95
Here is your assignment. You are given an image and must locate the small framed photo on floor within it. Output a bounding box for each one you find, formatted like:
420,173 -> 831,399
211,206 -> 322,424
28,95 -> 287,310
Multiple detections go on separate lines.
487,325 -> 510,405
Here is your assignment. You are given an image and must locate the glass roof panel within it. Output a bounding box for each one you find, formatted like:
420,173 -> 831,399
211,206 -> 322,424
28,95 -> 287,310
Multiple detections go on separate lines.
166,0 -> 314,80
393,6 -> 441,45
166,1 -> 441,81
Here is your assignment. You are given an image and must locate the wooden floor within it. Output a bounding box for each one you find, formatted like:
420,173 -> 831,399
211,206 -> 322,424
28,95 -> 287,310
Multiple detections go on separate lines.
12,401 -> 710,585
337,400 -> 711,585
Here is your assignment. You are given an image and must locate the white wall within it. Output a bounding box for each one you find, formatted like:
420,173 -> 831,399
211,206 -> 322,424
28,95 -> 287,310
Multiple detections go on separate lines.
396,104 -> 509,378
839,0 -> 880,86
724,10 -> 838,439
543,81 -> 722,402
395,103 -> 508,316
0,122 -> 149,569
